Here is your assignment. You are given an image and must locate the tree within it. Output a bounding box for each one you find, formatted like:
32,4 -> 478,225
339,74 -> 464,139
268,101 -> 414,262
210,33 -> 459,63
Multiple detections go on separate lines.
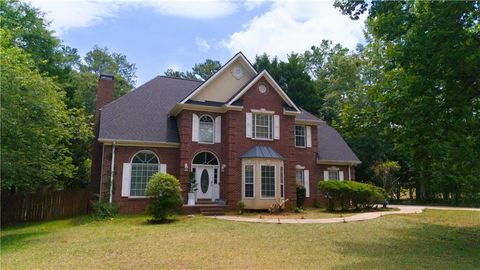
303,40 -> 363,125
372,161 -> 401,198
335,0 -> 480,201
192,59 -> 221,80
1,29 -> 77,192
0,0 -> 80,83
72,46 -> 137,115
163,59 -> 221,81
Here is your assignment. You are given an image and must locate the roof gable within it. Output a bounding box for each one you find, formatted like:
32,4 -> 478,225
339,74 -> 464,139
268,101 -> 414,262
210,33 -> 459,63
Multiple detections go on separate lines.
227,70 -> 301,112
180,52 -> 257,104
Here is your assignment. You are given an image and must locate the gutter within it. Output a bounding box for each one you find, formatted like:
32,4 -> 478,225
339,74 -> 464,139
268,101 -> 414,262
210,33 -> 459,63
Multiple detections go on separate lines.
109,142 -> 116,205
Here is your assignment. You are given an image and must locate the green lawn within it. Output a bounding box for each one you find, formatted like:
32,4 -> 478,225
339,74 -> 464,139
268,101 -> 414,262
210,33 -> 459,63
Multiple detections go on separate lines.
2,210 -> 479,269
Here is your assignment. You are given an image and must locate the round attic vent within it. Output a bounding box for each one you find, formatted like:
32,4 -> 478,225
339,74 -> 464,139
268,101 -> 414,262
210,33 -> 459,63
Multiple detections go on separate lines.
232,65 -> 244,79
258,83 -> 267,94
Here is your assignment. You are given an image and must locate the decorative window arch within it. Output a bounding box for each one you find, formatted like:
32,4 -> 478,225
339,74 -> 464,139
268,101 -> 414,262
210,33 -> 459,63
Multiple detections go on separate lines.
130,150 -> 159,196
199,115 -> 214,143
192,151 -> 218,165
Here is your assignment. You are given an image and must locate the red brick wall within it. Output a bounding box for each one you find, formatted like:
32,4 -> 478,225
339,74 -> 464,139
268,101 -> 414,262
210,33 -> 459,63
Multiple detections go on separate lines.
100,145 -> 180,214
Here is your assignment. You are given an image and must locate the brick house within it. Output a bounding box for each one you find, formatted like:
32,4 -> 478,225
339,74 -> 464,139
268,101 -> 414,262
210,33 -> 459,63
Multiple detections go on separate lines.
91,53 -> 360,214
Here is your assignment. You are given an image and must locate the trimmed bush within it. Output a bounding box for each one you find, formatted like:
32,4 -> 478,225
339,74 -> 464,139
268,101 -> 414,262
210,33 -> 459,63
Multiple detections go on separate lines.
145,173 -> 183,222
318,181 -> 387,212
296,184 -> 306,208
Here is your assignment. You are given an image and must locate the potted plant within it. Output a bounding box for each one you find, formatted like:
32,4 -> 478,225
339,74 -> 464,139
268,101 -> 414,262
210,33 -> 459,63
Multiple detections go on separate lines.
187,172 -> 197,206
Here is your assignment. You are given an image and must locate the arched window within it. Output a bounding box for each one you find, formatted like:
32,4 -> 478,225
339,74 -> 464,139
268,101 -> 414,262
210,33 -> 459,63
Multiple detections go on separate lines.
199,115 -> 214,143
130,151 -> 159,196
192,151 -> 218,165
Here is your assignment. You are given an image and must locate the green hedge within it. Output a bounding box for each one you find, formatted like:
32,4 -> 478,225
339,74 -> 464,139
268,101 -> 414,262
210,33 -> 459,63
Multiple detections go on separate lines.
318,181 -> 388,211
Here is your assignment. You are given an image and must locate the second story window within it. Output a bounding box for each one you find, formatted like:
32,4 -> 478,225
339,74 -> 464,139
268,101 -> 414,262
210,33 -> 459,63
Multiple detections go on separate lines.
295,126 -> 306,147
253,113 -> 273,139
199,115 -> 214,143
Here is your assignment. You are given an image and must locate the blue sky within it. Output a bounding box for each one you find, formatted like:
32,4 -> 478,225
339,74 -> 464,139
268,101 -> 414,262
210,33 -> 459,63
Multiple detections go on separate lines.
30,0 -> 366,86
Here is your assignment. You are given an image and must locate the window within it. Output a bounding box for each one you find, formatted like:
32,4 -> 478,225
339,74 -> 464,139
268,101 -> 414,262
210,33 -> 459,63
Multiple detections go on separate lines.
244,165 -> 254,198
253,114 -> 273,139
261,165 -> 275,197
295,126 -> 306,147
192,151 -> 218,165
130,151 -> 159,196
280,166 -> 284,198
296,169 -> 305,186
329,170 -> 340,181
199,115 -> 214,143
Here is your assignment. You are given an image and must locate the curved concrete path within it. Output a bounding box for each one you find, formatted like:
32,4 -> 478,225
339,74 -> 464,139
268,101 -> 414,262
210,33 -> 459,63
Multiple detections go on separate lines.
213,205 -> 480,224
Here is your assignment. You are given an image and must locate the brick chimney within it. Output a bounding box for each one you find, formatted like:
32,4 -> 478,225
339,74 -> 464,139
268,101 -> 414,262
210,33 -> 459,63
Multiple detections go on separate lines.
90,74 -> 115,197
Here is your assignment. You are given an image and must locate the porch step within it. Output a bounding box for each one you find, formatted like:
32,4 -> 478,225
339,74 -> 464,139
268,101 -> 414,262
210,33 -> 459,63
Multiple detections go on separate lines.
196,199 -> 216,204
199,205 -> 227,216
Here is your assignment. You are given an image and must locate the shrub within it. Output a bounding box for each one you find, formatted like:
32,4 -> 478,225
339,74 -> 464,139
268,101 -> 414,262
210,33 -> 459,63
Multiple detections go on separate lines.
318,181 -> 387,212
237,201 -> 245,215
91,201 -> 118,220
296,184 -> 306,208
293,206 -> 304,213
145,173 -> 183,222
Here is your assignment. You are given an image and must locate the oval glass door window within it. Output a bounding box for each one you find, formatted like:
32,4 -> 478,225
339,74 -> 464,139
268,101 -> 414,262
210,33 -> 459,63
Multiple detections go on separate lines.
200,169 -> 209,193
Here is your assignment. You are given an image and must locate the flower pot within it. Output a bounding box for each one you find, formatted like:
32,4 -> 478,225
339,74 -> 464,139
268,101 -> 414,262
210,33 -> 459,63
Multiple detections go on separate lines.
187,192 -> 195,206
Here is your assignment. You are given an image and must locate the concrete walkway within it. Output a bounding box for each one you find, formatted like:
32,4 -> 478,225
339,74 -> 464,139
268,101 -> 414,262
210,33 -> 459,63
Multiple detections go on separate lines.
213,205 -> 480,224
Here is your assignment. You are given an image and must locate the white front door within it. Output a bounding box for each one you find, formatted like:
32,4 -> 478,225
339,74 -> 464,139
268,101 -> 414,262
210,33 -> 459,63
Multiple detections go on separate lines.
196,167 -> 213,200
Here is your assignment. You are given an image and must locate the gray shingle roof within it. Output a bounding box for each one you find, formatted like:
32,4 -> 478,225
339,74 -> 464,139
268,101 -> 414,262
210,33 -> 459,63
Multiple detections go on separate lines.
240,146 -> 284,159
99,76 -> 201,142
317,123 -> 361,164
296,108 -> 324,123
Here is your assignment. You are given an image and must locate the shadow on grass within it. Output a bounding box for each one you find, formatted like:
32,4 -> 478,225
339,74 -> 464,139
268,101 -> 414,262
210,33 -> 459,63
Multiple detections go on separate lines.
335,222 -> 480,269
1,231 -> 49,252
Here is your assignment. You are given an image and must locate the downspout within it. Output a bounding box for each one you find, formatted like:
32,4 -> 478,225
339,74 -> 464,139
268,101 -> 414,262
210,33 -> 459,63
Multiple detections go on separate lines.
348,165 -> 351,180
109,142 -> 116,205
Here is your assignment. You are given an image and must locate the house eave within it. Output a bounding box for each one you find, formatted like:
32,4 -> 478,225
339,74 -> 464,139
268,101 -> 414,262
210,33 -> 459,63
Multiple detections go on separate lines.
171,103 -> 243,116
316,159 -> 362,166
295,119 -> 323,126
99,138 -> 180,148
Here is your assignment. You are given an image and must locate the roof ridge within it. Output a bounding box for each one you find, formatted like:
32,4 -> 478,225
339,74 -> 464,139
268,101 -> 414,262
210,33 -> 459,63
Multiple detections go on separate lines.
159,75 -> 204,83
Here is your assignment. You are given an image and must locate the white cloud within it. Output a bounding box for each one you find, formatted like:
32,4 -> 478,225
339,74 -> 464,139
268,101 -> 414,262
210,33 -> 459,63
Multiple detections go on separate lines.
28,0 -> 238,34
145,0 -> 238,20
222,1 -> 366,60
244,0 -> 268,11
28,0 -> 120,34
166,63 -> 182,71
195,37 -> 210,52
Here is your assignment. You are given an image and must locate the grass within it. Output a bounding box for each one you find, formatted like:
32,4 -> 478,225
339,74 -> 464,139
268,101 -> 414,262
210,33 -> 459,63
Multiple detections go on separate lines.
2,210 -> 479,269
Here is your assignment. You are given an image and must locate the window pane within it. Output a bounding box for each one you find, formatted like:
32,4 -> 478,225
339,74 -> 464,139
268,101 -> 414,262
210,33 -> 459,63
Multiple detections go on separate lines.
199,116 -> 214,143
253,114 -> 272,139
295,126 -> 305,147
130,164 -> 159,196
329,170 -> 339,180
296,169 -> 305,186
261,166 -> 275,197
245,165 -> 254,198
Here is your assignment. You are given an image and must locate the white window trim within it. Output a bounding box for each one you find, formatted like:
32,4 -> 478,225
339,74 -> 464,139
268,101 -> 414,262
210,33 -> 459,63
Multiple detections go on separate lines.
295,125 -> 306,148
260,164 -> 276,199
198,114 -> 215,144
252,113 -> 274,140
243,164 -> 255,199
